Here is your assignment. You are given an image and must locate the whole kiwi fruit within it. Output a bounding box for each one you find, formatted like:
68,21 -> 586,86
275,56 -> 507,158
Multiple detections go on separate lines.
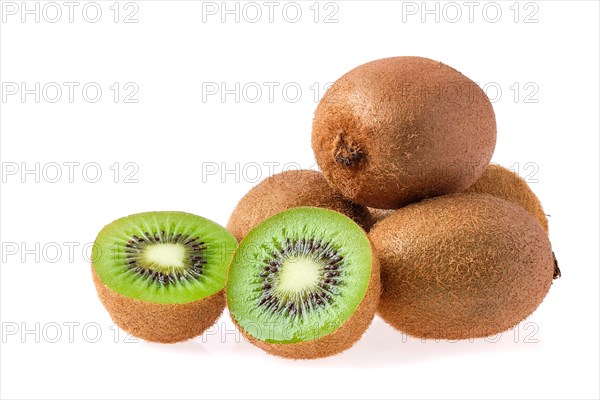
227,169 -> 372,241
227,207 -> 380,359
92,211 -> 237,343
465,163 -> 548,232
312,56 -> 497,208
369,193 -> 555,339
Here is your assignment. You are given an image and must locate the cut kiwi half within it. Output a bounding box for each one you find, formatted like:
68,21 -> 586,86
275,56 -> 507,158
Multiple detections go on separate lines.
227,207 -> 380,359
91,211 -> 237,343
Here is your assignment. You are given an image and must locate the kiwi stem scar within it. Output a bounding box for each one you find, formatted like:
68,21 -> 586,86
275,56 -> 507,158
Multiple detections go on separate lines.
334,129 -> 364,167
552,252 -> 561,280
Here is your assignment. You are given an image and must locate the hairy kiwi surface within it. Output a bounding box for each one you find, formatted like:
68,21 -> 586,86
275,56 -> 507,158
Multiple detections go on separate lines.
227,170 -> 372,241
370,163 -> 549,230
92,211 -> 237,343
368,208 -> 395,226
312,56 -> 496,208
369,193 -> 555,339
227,207 -> 380,359
465,164 -> 548,232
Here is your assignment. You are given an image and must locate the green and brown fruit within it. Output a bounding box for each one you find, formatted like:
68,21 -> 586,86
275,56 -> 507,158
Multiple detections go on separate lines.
227,169 -> 372,241
369,193 -> 555,339
92,211 -> 237,343
227,207 -> 380,359
312,56 -> 497,209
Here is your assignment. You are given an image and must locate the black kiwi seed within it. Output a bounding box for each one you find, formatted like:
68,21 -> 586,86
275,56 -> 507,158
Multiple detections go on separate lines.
123,231 -> 208,286
256,238 -> 344,318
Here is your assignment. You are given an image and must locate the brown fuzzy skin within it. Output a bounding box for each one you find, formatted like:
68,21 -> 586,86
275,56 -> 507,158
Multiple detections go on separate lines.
232,250 -> 381,359
92,267 -> 225,343
369,164 -> 549,231
312,56 -> 496,209
368,207 -> 395,225
227,170 -> 372,241
465,164 -> 549,232
369,193 -> 554,340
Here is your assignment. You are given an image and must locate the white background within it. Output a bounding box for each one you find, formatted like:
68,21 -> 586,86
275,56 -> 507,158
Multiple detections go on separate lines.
1,1 -> 599,399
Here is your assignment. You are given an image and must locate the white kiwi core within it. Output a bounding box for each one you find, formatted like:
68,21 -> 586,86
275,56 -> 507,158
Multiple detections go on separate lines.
142,243 -> 187,270
276,256 -> 322,293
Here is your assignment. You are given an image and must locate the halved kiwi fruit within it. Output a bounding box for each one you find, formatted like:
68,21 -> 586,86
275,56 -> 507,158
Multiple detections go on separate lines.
312,56 -> 496,208
369,193 -> 555,340
465,163 -> 548,232
227,207 -> 380,359
227,169 -> 372,241
91,211 -> 237,343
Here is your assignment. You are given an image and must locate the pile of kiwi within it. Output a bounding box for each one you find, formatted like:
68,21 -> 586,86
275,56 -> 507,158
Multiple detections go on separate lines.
91,56 -> 558,359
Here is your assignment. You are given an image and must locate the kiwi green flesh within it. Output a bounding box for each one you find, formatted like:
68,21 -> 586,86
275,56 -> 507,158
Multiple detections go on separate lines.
92,211 -> 237,304
227,207 -> 372,344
